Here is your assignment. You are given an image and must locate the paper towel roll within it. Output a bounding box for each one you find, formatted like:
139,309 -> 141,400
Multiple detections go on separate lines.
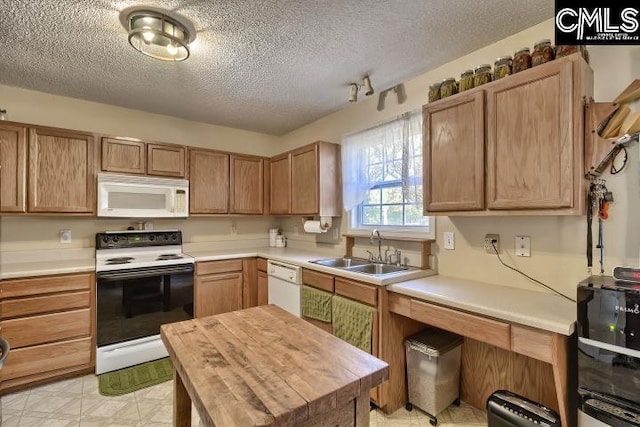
303,220 -> 327,233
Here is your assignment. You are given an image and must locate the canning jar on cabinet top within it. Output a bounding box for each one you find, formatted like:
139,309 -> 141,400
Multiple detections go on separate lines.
440,78 -> 458,98
473,64 -> 492,87
532,39 -> 554,67
512,48 -> 532,73
459,70 -> 474,92
493,56 -> 512,80
428,82 -> 442,102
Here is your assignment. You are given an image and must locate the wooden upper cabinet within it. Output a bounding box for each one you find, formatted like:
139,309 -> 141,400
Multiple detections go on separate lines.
269,152 -> 291,214
423,91 -> 485,212
0,123 -> 27,212
229,155 -> 264,214
189,148 -> 229,214
422,54 -> 592,216
270,141 -> 341,216
147,143 -> 186,178
486,59 -> 576,210
291,144 -> 319,214
101,138 -> 146,174
28,127 -> 96,214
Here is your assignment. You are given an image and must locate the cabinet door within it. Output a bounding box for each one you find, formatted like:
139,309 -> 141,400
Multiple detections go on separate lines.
147,143 -> 186,177
423,91 -> 485,212
229,155 -> 264,214
269,153 -> 291,214
257,270 -> 268,306
486,60 -> 574,209
291,144 -> 318,214
28,128 -> 96,213
189,149 -> 229,214
0,124 -> 26,212
101,138 -> 146,174
195,272 -> 243,317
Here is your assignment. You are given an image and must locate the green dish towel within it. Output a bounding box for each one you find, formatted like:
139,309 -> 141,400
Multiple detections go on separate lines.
301,285 -> 333,322
332,295 -> 373,353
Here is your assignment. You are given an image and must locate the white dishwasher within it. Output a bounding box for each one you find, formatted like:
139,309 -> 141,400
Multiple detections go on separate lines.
267,260 -> 302,317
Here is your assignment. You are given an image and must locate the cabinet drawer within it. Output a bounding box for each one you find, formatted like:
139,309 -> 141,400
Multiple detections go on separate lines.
1,309 -> 91,348
335,278 -> 377,307
303,269 -> 334,293
1,273 -> 92,299
1,291 -> 90,319
510,324 -> 553,363
0,337 -> 92,381
388,292 -> 411,317
410,300 -> 510,350
257,258 -> 268,272
196,259 -> 243,275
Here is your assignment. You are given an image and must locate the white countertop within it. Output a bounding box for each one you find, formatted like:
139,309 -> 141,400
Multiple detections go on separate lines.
0,247 -> 574,336
1,258 -> 96,279
186,247 -> 435,286
387,275 -> 576,336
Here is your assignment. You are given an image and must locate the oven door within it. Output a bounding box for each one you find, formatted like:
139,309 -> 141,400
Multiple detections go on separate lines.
96,264 -> 194,373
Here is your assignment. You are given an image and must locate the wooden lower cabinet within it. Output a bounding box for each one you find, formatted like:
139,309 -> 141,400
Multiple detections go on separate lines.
301,269 -> 382,406
0,272 -> 95,393
195,259 -> 260,317
256,258 -> 268,306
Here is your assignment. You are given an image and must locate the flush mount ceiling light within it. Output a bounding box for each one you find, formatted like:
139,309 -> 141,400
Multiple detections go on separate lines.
119,7 -> 196,62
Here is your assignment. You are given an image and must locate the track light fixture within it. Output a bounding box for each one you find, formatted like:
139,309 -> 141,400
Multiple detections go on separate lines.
348,75 -> 375,103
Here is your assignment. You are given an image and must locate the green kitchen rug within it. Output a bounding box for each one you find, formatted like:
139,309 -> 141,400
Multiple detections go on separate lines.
99,358 -> 173,396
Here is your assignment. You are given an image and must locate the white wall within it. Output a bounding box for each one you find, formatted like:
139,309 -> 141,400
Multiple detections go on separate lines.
279,19 -> 640,297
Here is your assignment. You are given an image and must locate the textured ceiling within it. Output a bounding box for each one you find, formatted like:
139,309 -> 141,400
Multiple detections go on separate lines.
0,0 -> 553,135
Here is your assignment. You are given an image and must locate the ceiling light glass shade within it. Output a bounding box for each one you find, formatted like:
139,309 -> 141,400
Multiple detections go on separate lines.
127,11 -> 190,61
349,83 -> 358,102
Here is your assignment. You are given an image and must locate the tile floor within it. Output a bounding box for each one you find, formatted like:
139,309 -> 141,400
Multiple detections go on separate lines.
1,375 -> 487,426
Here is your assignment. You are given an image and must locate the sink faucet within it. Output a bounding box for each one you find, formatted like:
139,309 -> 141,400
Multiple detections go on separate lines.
369,229 -> 383,263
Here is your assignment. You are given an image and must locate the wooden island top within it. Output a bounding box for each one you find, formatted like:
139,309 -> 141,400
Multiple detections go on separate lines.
160,304 -> 389,426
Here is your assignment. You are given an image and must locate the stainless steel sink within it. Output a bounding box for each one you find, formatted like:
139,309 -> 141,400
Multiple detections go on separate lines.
309,258 -> 414,276
309,257 -> 370,268
346,263 -> 410,275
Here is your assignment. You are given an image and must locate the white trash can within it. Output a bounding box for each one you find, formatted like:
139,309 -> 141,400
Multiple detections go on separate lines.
405,328 -> 463,426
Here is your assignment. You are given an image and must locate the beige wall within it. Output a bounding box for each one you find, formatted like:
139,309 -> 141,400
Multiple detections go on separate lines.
0,84 -> 280,156
279,19 -> 640,297
2,19 -> 639,298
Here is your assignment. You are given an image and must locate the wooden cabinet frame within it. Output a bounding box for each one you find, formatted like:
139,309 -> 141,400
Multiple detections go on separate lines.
101,137 -> 146,174
0,123 -> 27,212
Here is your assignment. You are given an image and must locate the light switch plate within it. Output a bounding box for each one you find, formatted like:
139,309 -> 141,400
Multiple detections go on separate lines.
443,232 -> 455,250
515,236 -> 531,257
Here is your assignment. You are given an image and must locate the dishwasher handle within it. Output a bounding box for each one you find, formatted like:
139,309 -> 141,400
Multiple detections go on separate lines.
0,337 -> 10,370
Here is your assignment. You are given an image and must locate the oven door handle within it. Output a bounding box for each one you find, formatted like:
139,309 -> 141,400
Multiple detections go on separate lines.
97,264 -> 194,280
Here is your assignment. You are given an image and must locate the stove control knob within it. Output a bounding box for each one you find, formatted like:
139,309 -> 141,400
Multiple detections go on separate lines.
149,235 -> 155,241
113,236 -> 119,242
102,236 -> 109,243
171,233 -> 178,240
163,234 -> 170,241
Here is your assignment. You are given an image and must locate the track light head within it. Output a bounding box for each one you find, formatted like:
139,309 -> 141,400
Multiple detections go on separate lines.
349,83 -> 359,103
394,83 -> 407,104
363,76 -> 374,96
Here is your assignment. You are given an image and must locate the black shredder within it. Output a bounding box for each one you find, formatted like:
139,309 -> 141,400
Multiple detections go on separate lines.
487,390 -> 561,427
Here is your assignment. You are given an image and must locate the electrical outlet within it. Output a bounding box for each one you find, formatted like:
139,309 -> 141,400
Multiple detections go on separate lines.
443,232 -> 455,250
484,234 -> 499,253
515,236 -> 531,257
60,229 -> 72,244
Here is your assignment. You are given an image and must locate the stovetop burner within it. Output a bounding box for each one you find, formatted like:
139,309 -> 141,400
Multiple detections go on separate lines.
156,254 -> 183,261
105,257 -> 134,265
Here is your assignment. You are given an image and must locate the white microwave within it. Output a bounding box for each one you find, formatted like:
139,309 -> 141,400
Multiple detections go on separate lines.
97,173 -> 189,218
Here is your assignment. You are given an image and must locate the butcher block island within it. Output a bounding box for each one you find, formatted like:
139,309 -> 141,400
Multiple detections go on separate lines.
160,304 -> 389,426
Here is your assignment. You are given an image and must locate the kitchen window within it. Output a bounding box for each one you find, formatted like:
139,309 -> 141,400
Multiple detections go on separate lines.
342,111 -> 432,236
